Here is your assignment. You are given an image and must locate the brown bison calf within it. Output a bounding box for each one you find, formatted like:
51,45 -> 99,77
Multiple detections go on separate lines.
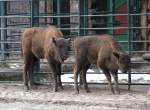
21,26 -> 70,92
73,35 -> 130,94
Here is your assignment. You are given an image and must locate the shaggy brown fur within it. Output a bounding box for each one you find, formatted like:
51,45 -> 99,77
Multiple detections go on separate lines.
21,26 -> 70,91
73,35 -> 130,94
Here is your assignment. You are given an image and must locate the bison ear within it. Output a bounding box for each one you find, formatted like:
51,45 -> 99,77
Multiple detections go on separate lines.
52,37 -> 57,46
113,52 -> 120,59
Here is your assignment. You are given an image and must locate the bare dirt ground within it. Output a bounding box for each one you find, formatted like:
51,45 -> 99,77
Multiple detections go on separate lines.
0,56 -> 150,110
0,83 -> 150,110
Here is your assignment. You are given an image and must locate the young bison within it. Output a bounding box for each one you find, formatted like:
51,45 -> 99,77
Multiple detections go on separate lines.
73,35 -> 130,94
21,26 -> 70,92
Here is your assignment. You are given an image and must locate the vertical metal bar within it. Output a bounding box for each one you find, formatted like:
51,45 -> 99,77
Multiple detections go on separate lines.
60,0 -> 70,36
53,0 -> 61,27
84,0 -> 88,35
44,0 -> 47,25
79,0 -> 88,36
79,0 -> 83,36
127,0 -> 131,90
0,2 -> 1,60
0,1 -> 7,62
113,0 -> 115,36
30,0 -> 39,27
107,0 -> 114,35
30,0 -> 32,27
57,0 -> 61,27
53,0 -> 57,25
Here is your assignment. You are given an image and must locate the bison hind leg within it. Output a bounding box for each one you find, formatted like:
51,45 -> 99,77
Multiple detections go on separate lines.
81,64 -> 91,93
47,60 -> 59,92
28,56 -> 40,89
23,63 -> 30,91
73,63 -> 83,94
23,54 -> 38,90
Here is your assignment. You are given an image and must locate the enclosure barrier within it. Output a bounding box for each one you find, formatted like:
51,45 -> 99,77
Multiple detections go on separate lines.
0,0 -> 150,90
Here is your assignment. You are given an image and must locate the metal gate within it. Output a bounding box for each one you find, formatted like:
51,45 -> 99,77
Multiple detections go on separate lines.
0,0 -> 150,90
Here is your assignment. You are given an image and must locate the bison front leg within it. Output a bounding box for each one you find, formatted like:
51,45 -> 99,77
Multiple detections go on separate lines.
53,73 -> 58,92
56,62 -> 63,90
51,68 -> 58,92
111,72 -> 120,94
48,61 -> 58,92
79,73 -> 83,88
103,69 -> 114,94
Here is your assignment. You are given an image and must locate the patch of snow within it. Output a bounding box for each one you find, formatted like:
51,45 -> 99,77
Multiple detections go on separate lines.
87,69 -> 94,72
61,69 -> 150,83
9,63 -> 20,69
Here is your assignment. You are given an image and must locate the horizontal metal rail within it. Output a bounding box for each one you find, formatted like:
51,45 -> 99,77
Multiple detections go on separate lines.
1,41 -> 150,44
0,26 -> 149,31
0,71 -> 149,74
1,51 -> 150,54
0,0 -> 31,1
0,13 -> 150,18
0,81 -> 150,86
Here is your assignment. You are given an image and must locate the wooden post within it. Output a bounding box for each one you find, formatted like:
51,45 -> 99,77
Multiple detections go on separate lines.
46,0 -> 53,25
141,0 -> 148,51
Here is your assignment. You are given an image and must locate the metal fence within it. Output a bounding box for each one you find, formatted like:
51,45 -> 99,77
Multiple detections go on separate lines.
0,0 -> 150,90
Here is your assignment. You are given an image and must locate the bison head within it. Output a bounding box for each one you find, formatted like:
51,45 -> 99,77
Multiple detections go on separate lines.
113,52 -> 130,73
51,37 -> 70,63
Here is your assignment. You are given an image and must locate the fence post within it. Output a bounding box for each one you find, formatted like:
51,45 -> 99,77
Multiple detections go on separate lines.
30,0 -> 40,82
0,1 -> 7,63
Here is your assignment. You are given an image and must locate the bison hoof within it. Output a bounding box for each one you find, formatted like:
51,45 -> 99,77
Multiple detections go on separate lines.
74,91 -> 79,95
115,90 -> 120,94
59,86 -> 63,90
79,85 -> 83,88
86,90 -> 91,93
53,90 -> 58,92
24,86 -> 29,91
60,87 -> 63,90
53,88 -> 58,92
